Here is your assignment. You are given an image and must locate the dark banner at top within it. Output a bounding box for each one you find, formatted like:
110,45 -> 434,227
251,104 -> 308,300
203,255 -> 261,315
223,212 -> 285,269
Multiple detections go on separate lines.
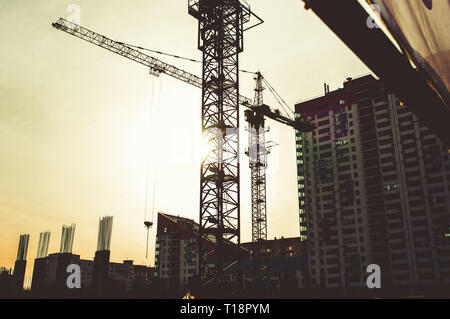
367,0 -> 450,106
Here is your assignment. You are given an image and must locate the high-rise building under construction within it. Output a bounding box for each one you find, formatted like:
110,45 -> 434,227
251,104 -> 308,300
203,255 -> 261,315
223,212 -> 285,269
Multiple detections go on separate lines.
295,75 -> 450,289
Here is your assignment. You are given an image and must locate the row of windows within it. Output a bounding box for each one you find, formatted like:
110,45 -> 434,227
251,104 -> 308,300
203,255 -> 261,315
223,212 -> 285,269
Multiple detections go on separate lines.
384,183 -> 400,192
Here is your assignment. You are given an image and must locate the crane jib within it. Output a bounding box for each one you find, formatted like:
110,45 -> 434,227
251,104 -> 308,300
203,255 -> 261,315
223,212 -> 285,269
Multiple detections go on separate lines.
52,18 -> 313,132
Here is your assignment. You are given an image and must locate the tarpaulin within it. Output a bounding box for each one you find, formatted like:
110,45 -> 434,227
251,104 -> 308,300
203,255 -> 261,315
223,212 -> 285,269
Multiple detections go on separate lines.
367,0 -> 450,105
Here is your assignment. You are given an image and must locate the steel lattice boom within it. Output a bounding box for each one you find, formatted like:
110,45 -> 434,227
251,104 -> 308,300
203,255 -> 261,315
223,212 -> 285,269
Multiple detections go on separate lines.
52,18 -> 313,132
52,18 -> 203,89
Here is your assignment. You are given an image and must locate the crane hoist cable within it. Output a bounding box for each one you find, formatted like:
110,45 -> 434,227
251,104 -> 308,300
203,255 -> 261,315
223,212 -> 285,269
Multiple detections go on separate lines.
120,42 -> 202,64
143,77 -> 154,259
143,75 -> 162,258
151,76 -> 163,224
143,77 -> 155,224
262,77 -> 295,118
117,42 -> 258,75
263,77 -> 294,115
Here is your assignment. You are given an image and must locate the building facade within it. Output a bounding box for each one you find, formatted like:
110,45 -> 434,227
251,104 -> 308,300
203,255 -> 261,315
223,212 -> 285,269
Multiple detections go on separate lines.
31,253 -> 154,294
155,213 -> 309,293
108,260 -> 154,293
241,237 -> 307,260
155,213 -> 206,293
295,75 -> 450,289
0,267 -> 13,296
239,237 -> 308,289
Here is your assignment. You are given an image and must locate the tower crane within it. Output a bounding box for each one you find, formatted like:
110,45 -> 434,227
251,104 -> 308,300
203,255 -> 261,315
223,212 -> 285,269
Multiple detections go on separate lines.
245,72 -> 269,243
188,0 -> 260,285
245,72 -> 270,288
52,16 -> 313,287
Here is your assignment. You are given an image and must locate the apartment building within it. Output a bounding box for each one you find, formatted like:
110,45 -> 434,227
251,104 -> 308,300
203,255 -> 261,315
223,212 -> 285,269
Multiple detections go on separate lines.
155,213 -> 205,292
295,75 -> 450,289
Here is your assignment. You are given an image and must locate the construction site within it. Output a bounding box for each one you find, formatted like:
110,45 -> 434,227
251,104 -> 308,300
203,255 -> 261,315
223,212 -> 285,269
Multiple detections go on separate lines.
0,0 -> 449,299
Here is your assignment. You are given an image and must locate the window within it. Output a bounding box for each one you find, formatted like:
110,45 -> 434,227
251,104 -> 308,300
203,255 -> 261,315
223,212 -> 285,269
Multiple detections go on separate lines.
375,104 -> 389,112
376,113 -> 390,120
398,115 -> 413,123
317,112 -> 329,119
384,183 -> 399,191
319,127 -> 330,134
377,121 -> 390,129
343,238 -> 357,245
380,148 -> 393,154
374,95 -> 388,104
336,140 -> 349,146
378,129 -> 392,137
318,119 -> 330,127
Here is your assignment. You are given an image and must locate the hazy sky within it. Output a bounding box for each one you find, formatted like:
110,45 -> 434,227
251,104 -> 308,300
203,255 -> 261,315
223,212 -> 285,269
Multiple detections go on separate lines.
0,0 -> 371,275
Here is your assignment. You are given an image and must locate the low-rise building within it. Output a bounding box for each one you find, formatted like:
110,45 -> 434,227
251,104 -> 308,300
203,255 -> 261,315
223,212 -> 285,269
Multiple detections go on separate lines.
155,212 -> 309,294
0,267 -> 13,296
31,253 -> 154,295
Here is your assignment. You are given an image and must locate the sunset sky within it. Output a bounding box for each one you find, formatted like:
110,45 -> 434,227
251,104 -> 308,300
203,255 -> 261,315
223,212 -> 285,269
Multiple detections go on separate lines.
0,0 -> 372,276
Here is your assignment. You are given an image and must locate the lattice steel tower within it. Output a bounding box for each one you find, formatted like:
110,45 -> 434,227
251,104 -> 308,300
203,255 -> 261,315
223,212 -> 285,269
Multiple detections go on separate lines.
244,72 -> 269,289
245,72 -> 268,242
188,0 -> 262,282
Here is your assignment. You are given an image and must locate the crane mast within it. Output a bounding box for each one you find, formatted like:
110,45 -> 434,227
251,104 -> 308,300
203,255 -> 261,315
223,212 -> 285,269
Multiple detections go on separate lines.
245,72 -> 268,243
245,72 -> 269,288
188,0 -> 263,285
